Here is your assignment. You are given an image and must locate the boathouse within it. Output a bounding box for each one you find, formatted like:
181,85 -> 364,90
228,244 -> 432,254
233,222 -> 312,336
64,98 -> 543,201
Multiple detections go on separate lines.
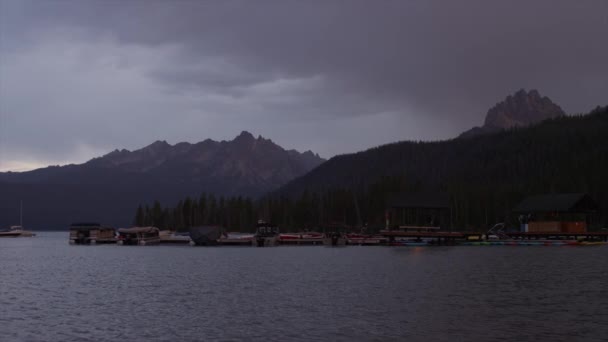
117,226 -> 160,245
513,193 -> 598,233
69,223 -> 115,245
385,192 -> 452,231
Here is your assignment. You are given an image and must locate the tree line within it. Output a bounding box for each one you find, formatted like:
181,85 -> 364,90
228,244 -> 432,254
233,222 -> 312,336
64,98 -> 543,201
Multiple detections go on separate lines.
135,106 -> 608,232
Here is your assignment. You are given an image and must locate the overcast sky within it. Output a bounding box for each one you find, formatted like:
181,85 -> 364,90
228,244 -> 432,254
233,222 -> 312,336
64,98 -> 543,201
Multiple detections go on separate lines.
1,0 -> 607,172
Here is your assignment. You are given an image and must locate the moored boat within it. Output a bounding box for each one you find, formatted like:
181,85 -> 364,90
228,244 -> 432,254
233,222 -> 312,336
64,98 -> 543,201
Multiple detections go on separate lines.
279,232 -> 324,245
0,226 -> 36,238
0,202 -> 35,238
117,226 -> 160,245
323,232 -> 347,246
159,230 -> 192,244
0,228 -> 23,238
254,220 -> 280,247
189,226 -> 223,246
218,232 -> 254,246
345,233 -> 386,246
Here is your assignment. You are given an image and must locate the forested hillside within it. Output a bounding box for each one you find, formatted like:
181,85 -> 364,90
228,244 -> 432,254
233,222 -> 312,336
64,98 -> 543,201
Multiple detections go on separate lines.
136,106 -> 608,232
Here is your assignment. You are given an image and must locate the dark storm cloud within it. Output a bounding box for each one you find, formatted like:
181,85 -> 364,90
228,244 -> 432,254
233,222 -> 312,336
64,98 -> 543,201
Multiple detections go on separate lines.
1,0 -> 607,170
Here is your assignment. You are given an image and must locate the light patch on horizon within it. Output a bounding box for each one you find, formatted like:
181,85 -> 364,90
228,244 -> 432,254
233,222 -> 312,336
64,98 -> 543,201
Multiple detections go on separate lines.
0,143 -> 108,172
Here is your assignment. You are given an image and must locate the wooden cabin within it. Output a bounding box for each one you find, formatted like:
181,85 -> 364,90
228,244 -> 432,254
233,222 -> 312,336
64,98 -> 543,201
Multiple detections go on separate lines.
513,193 -> 598,233
385,193 -> 452,231
69,223 -> 116,245
116,226 -> 160,245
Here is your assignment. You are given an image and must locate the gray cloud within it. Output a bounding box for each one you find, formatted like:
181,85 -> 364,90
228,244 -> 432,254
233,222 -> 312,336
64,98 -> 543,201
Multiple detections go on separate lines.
1,0 -> 607,171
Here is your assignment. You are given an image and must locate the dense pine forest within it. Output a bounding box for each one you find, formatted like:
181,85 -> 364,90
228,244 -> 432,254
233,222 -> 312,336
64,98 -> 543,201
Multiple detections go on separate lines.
135,106 -> 608,232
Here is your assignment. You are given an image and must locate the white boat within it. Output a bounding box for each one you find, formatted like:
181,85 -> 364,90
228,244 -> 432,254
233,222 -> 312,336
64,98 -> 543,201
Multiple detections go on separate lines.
0,201 -> 35,238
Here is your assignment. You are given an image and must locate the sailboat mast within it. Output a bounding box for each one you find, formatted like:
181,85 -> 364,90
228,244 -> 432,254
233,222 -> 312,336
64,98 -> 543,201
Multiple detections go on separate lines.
20,200 -> 23,227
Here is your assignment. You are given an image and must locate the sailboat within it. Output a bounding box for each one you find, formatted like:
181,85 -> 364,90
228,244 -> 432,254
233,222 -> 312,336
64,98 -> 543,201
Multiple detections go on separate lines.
0,201 -> 35,237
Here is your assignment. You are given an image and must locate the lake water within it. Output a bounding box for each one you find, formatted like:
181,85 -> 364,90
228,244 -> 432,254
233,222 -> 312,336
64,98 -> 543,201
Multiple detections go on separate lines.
1,232 -> 607,342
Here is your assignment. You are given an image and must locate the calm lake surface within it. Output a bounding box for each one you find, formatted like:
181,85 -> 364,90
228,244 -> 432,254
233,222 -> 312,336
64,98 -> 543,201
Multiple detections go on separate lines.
1,232 -> 607,342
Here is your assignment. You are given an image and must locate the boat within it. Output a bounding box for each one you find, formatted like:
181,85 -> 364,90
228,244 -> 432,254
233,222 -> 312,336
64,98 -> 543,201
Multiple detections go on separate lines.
116,226 -> 160,245
279,232 -> 324,245
345,233 -> 386,246
323,232 -> 347,246
218,232 -> 255,246
0,201 -> 35,238
189,226 -> 223,246
579,241 -> 607,246
159,230 -> 192,244
0,226 -> 36,238
254,220 -> 280,247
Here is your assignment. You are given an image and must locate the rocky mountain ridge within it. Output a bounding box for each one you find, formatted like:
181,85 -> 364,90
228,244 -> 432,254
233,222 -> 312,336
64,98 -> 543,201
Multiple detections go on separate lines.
0,131 -> 325,228
459,89 -> 566,138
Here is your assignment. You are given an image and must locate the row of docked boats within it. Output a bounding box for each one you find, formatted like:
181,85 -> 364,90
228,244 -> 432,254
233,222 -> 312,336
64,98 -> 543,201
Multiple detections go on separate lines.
67,220 -> 393,246
67,221 -> 608,247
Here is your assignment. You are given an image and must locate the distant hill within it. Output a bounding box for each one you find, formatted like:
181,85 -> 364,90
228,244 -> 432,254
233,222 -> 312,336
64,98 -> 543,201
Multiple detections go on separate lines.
459,89 -> 566,138
0,131 -> 324,229
276,106 -> 608,230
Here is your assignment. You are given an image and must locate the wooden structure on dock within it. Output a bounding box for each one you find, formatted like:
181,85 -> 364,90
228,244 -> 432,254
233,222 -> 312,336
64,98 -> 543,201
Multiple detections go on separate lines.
513,193 -> 598,233
385,192 -> 452,231
69,223 -> 115,245
117,226 -> 160,245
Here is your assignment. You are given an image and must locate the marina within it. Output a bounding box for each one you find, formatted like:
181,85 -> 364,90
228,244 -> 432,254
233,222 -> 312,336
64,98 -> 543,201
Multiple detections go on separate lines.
64,227 -> 608,247
60,193 -> 607,247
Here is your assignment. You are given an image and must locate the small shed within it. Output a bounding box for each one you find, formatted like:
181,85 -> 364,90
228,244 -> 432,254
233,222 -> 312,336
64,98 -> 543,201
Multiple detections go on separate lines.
69,222 -> 115,245
513,193 -> 598,233
117,226 -> 160,245
385,192 -> 451,231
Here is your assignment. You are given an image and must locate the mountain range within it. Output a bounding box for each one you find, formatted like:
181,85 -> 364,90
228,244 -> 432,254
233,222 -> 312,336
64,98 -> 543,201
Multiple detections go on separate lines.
0,132 -> 324,228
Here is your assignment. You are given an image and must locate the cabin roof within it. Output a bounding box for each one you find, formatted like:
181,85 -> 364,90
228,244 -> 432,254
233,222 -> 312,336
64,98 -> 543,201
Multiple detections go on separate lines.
388,192 -> 450,209
513,193 -> 598,213
70,223 -> 113,231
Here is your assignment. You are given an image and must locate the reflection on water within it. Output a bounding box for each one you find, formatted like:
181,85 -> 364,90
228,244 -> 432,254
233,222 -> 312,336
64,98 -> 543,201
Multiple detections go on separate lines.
1,232 -> 607,341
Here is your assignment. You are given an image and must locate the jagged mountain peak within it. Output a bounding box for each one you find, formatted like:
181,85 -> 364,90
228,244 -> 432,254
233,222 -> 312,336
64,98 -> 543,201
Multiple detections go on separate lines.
460,89 -> 565,138
234,130 -> 255,142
